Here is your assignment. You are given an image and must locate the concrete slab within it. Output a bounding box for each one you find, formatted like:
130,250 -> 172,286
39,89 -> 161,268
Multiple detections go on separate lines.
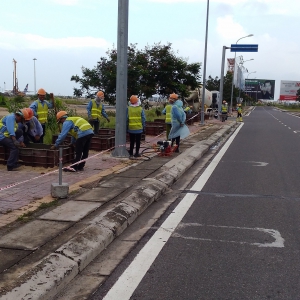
98,176 -> 140,188
0,220 -> 70,250
116,168 -> 155,178
39,201 -> 101,222
1,253 -> 78,300
56,225 -> 114,272
128,161 -> 164,170
73,187 -> 126,202
0,248 -> 31,273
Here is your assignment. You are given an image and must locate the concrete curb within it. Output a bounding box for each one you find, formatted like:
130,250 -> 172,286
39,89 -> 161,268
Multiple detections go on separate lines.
1,122 -> 237,300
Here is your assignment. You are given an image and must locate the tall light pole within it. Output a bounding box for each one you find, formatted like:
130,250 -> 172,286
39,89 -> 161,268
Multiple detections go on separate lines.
200,0 -> 209,125
230,34 -> 253,113
112,0 -> 129,157
33,58 -> 37,94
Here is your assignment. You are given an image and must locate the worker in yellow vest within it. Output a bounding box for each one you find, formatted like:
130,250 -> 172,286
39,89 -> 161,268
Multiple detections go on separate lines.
162,93 -> 177,139
237,104 -> 243,122
0,110 -> 26,171
87,91 -> 110,134
221,100 -> 228,122
127,95 -> 145,158
29,88 -> 54,143
50,111 -> 94,172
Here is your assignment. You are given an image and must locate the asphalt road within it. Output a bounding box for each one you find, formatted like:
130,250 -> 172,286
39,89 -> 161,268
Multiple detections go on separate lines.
92,106 -> 300,300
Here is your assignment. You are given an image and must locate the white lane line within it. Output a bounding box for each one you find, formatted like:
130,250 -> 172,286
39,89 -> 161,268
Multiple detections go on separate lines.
288,127 -> 291,129
294,131 -> 297,133
102,124 -> 244,300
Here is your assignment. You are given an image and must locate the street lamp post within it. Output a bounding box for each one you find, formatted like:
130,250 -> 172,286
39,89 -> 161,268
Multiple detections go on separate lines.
200,0 -> 210,125
230,34 -> 253,113
33,58 -> 37,95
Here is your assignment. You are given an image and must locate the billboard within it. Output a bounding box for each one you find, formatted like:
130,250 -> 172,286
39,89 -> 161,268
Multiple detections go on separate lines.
279,80 -> 300,101
245,79 -> 275,100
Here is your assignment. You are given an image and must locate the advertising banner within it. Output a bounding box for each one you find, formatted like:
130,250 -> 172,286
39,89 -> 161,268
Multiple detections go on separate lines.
279,80 -> 300,100
245,79 -> 275,100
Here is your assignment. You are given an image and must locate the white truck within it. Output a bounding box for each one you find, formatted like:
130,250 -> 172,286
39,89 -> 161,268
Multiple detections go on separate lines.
184,86 -> 219,113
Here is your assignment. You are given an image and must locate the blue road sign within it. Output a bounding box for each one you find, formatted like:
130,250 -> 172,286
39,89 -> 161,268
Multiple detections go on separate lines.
230,44 -> 258,52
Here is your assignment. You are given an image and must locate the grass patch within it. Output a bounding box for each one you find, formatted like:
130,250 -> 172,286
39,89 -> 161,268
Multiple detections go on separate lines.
17,200 -> 59,222
38,199 -> 59,209
17,211 -> 35,222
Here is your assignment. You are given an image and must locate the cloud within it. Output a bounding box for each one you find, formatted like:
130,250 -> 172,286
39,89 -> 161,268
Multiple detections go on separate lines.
0,30 -> 111,50
50,0 -> 79,5
216,16 -> 250,42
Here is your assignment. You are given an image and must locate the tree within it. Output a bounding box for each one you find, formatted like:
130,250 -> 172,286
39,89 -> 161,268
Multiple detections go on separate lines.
71,43 -> 201,104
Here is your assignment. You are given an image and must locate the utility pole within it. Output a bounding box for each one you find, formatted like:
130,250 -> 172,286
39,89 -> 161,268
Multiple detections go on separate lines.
219,46 -> 230,119
12,59 -> 17,94
33,58 -> 37,95
200,0 -> 209,125
112,0 -> 129,157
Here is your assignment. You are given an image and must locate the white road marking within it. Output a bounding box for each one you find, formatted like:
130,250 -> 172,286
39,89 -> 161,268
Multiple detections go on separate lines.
294,131 -> 297,133
247,161 -> 268,167
288,127 -> 291,129
174,223 -> 284,248
102,125 -> 245,300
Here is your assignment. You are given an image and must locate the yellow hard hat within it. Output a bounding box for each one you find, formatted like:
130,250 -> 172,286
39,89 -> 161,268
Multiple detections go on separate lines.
37,88 -> 46,95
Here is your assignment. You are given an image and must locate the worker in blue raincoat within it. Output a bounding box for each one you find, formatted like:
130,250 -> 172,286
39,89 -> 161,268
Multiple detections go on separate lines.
168,94 -> 190,153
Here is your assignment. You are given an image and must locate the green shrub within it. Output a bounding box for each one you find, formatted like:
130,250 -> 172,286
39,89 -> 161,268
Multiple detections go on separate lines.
6,96 -> 26,113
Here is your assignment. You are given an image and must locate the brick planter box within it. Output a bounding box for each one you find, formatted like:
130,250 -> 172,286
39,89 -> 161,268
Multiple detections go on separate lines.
0,144 -> 75,168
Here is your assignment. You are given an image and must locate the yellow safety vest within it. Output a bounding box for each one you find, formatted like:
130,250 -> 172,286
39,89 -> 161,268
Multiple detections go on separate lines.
91,100 -> 103,120
128,106 -> 143,130
66,117 -> 93,139
0,116 -> 17,138
36,100 -> 48,124
237,107 -> 242,113
165,104 -> 172,124
222,105 -> 227,112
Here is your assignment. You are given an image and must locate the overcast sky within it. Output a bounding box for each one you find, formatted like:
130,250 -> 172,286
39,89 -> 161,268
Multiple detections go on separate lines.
0,0 -> 299,100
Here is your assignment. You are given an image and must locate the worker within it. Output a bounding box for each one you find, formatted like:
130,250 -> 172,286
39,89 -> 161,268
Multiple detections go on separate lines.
19,108 -> 43,145
87,91 -> 110,134
162,94 -> 175,139
127,95 -> 145,158
237,104 -> 243,122
50,111 -> 94,172
168,94 -> 190,153
0,110 -> 26,171
29,88 -> 54,143
221,100 -> 228,122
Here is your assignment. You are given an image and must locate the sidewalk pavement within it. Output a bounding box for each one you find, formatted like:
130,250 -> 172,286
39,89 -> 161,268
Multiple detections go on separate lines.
0,117 -> 239,300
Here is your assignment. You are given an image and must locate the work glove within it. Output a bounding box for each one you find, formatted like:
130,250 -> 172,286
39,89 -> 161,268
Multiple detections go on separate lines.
50,145 -> 57,150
